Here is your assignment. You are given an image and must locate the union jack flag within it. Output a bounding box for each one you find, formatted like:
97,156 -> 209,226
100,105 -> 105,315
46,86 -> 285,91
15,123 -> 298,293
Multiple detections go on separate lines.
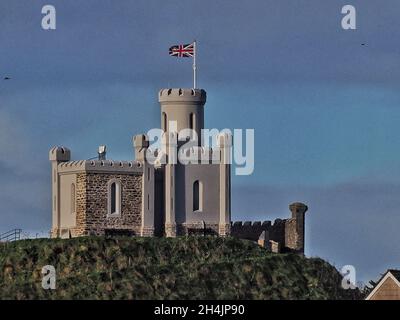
169,43 -> 195,58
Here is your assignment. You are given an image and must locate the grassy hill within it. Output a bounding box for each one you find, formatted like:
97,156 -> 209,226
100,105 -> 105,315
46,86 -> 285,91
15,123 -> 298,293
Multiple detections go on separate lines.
0,236 -> 361,300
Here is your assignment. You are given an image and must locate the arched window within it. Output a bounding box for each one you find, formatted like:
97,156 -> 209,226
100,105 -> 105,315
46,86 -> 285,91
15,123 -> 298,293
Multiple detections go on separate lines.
108,179 -> 121,216
162,112 -> 167,132
71,183 -> 76,214
193,180 -> 203,212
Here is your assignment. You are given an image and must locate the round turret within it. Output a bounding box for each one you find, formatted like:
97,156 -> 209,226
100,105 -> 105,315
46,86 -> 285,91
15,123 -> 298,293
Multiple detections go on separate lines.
158,88 -> 206,145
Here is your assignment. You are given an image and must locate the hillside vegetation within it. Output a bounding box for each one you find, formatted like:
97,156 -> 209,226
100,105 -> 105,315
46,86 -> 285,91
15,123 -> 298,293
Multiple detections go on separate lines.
0,236 -> 361,300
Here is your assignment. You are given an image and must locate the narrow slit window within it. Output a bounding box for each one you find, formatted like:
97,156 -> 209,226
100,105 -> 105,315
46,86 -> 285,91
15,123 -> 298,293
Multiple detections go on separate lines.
111,182 -> 116,214
162,112 -> 167,132
193,180 -> 203,212
108,179 -> 121,215
189,113 -> 194,130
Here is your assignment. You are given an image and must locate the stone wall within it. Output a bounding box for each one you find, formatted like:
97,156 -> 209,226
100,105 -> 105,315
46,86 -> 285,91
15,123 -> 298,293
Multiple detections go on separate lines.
70,173 -> 87,237
231,202 -> 308,254
72,173 -> 143,236
230,220 -> 285,243
285,203 -> 308,253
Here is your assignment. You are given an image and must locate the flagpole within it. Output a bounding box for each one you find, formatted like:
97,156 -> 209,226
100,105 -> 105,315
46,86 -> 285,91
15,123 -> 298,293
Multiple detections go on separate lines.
193,40 -> 197,89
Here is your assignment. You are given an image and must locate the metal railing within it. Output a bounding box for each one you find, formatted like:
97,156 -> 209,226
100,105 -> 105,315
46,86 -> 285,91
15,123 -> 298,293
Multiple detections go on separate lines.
0,229 -> 22,242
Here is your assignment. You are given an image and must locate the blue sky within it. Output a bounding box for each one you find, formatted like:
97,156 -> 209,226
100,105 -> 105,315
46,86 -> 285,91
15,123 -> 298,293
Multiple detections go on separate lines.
1,0 -> 400,283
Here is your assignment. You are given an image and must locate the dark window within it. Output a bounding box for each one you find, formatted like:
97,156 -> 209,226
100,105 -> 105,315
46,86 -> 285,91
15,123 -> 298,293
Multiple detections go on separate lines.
189,113 -> 194,130
108,180 -> 121,215
111,182 -> 116,214
162,112 -> 167,132
193,180 -> 201,211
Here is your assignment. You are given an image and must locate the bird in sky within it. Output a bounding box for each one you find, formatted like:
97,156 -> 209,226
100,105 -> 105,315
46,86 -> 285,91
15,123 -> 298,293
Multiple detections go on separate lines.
3,76 -> 11,80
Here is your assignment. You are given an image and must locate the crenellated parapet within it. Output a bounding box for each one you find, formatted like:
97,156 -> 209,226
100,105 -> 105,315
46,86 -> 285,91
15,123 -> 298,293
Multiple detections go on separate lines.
178,146 -> 220,164
142,131 -> 232,165
231,202 -> 308,254
57,159 -> 144,174
159,88 -> 206,105
159,88 -> 206,144
231,219 -> 283,241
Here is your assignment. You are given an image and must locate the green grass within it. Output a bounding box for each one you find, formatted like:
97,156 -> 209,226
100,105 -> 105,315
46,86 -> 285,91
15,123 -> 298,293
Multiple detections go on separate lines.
0,236 -> 361,300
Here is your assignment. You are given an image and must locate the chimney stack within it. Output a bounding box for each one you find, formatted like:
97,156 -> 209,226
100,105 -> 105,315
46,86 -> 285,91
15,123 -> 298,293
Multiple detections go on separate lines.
98,145 -> 107,160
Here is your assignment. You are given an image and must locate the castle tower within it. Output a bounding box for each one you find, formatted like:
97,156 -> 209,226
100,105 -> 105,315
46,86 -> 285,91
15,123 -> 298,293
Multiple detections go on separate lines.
159,88 -> 206,146
157,88 -> 231,237
159,88 -> 207,237
133,134 -> 149,162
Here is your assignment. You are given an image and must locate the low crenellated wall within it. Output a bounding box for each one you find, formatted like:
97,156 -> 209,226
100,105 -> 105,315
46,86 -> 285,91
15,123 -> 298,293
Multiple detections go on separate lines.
231,203 -> 308,254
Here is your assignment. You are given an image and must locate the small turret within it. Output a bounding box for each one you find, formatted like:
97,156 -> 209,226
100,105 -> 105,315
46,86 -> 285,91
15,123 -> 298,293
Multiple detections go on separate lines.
49,146 -> 71,238
49,146 -> 71,162
133,134 -> 149,162
285,202 -> 308,254
289,202 -> 308,219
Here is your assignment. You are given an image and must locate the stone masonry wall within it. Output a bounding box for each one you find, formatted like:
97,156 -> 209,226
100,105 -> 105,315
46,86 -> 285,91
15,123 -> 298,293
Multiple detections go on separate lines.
285,203 -> 307,253
285,218 -> 300,252
72,173 -> 142,236
70,173 -> 87,237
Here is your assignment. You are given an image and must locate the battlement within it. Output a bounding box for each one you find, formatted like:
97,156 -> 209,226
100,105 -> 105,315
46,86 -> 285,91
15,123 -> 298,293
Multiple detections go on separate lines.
231,220 -> 285,229
231,219 -> 285,246
158,88 -> 206,104
231,202 -> 308,254
148,145 -> 226,165
57,159 -> 143,174
179,146 -> 221,163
